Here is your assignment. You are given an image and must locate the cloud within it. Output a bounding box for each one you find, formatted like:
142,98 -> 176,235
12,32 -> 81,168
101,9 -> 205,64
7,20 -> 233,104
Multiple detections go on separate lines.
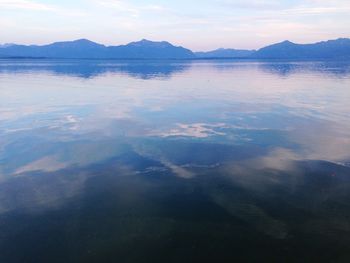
0,0 -> 55,11
96,0 -> 140,16
150,123 -> 226,138
0,0 -> 87,17
14,155 -> 67,175
216,0 -> 284,10
90,0 -> 169,18
281,6 -> 350,16
216,0 -> 350,13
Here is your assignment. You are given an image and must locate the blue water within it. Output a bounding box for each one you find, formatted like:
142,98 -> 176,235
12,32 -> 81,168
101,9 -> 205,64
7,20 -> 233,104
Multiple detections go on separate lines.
1,59 -> 350,262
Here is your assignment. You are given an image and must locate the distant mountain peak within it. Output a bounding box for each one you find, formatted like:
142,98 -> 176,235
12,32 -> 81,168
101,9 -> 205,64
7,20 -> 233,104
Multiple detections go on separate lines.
48,39 -> 103,48
126,39 -> 173,48
255,37 -> 350,59
73,38 -> 96,43
140,39 -> 152,43
280,40 -> 294,45
195,47 -> 255,58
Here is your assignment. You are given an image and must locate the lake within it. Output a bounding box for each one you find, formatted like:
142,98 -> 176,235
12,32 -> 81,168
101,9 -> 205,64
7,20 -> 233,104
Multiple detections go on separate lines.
1,59 -> 350,262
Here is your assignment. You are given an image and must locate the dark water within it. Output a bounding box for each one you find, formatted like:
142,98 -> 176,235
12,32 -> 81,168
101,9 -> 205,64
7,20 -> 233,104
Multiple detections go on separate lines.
1,59 -> 350,262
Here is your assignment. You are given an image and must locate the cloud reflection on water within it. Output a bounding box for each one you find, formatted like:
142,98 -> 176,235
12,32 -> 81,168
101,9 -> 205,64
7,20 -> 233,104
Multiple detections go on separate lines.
1,60 -> 350,178
0,59 -> 350,240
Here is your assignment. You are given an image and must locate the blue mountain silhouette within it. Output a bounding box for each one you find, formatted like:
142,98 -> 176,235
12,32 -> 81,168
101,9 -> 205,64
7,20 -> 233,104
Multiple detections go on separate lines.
1,38 -> 349,59
0,39 -> 195,59
195,48 -> 255,58
253,38 -> 350,59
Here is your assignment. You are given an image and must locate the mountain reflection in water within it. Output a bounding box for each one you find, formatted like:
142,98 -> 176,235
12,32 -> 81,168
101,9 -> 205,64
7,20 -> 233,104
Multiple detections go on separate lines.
0,59 -> 350,263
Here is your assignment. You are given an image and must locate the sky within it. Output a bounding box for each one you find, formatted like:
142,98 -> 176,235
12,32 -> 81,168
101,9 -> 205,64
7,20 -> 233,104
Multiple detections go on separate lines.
0,0 -> 350,51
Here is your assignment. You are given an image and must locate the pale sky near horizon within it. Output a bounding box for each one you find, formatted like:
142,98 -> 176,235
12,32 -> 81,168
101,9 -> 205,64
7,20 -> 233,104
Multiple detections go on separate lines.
0,0 -> 349,51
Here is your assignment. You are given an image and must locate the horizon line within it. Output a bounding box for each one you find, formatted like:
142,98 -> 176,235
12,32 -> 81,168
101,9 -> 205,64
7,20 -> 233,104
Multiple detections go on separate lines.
1,37 -> 349,52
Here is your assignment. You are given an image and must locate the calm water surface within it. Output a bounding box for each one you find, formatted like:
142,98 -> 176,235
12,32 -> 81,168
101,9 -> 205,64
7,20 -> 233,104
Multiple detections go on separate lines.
1,59 -> 350,262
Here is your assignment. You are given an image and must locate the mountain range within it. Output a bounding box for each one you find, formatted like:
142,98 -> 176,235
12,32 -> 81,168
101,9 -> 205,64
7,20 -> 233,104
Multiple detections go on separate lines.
0,39 -> 194,59
0,38 -> 349,60
195,48 -> 255,58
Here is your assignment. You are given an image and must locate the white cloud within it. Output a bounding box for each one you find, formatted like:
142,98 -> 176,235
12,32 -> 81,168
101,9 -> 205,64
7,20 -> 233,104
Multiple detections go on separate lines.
96,0 -> 140,16
90,0 -> 169,18
0,0 -> 55,11
216,0 -> 284,9
281,6 -> 350,15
